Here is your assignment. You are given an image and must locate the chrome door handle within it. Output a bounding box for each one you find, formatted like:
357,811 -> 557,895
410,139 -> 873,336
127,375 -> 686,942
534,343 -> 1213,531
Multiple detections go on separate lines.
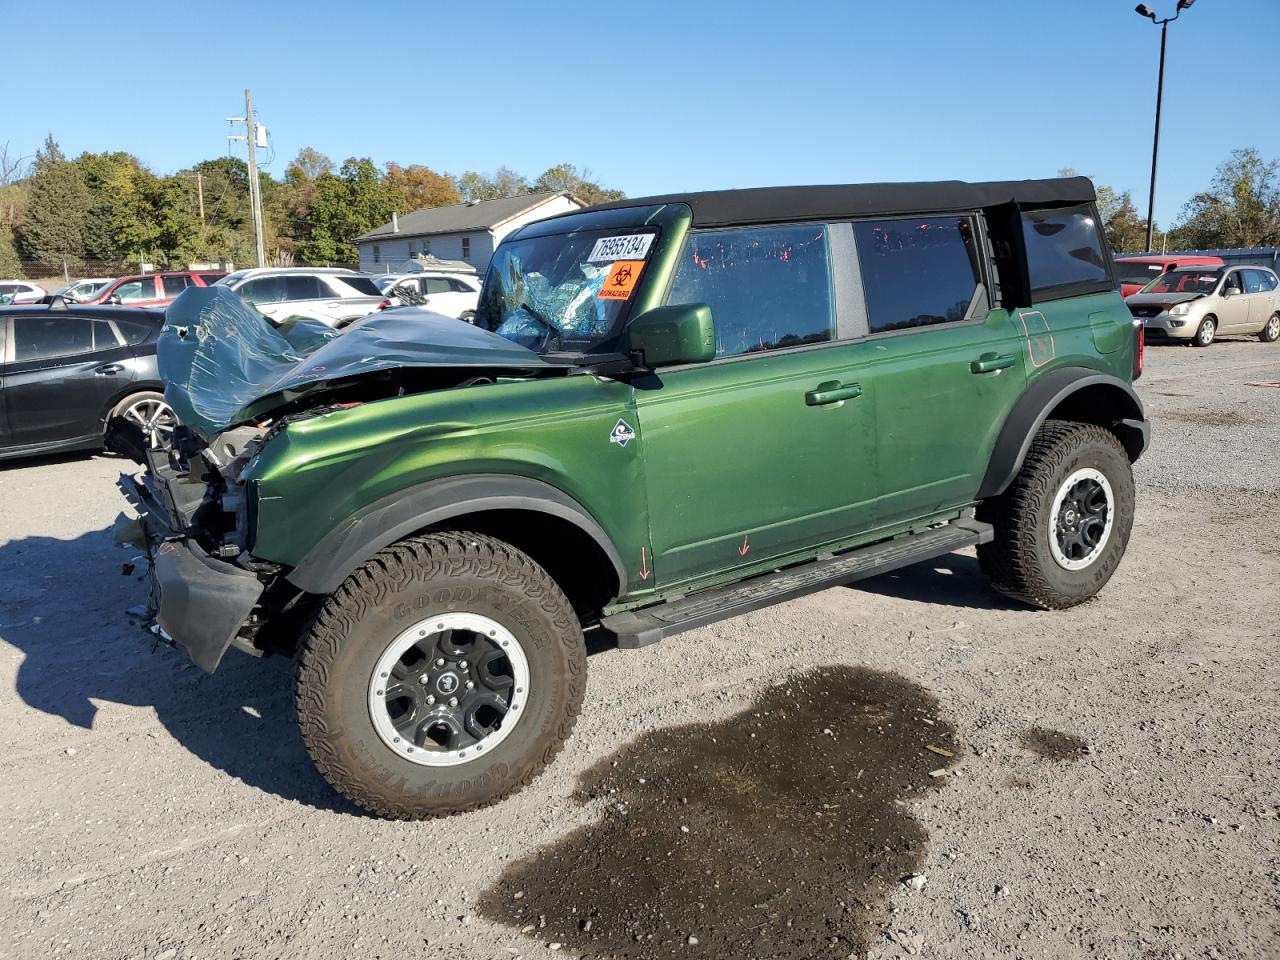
94,363 -> 124,375
805,380 -> 863,405
970,353 -> 1016,374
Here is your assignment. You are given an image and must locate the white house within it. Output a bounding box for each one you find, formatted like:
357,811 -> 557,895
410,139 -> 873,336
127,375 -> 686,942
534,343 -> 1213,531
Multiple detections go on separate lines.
356,192 -> 584,275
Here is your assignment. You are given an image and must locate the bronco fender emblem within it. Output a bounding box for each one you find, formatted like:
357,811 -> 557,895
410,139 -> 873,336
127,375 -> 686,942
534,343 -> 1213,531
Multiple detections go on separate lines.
609,418 -> 637,447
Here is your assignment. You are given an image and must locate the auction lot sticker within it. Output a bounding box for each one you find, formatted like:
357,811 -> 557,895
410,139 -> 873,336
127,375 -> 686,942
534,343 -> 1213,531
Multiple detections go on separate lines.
598,261 -> 645,300
587,233 -> 654,263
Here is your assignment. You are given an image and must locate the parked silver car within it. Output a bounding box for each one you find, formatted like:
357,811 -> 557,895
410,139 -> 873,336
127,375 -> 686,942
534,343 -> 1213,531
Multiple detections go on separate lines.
1127,265 -> 1280,346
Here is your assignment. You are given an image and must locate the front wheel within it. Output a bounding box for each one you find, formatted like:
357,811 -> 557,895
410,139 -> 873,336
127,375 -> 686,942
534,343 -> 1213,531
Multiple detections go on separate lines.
296,532 -> 586,819
977,421 -> 1135,609
1259,313 -> 1280,343
1192,316 -> 1216,347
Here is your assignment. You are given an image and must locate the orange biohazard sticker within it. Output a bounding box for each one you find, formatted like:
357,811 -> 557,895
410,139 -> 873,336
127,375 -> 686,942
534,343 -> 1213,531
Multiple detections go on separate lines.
597,260 -> 645,300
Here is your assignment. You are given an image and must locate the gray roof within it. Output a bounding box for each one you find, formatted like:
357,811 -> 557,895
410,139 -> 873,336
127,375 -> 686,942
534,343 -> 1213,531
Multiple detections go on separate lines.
357,192 -> 578,243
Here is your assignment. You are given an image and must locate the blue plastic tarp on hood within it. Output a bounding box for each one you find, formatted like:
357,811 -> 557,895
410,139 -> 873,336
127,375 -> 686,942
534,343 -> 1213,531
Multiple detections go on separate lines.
159,286 -> 566,439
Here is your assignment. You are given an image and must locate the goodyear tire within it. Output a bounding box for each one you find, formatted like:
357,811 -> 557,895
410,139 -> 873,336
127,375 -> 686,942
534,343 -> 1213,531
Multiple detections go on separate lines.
296,532 -> 586,819
977,421 -> 1135,610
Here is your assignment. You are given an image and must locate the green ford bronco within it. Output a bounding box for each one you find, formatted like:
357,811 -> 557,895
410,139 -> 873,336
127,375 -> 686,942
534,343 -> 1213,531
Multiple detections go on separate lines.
117,176 -> 1148,818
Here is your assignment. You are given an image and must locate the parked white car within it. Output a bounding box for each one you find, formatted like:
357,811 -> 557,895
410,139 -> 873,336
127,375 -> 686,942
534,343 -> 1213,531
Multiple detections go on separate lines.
217,268 -> 389,328
0,281 -> 48,304
51,277 -> 114,302
373,272 -> 481,322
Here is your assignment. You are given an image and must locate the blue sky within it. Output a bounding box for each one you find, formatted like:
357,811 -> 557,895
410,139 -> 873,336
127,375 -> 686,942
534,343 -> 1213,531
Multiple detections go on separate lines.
2,0 -> 1276,227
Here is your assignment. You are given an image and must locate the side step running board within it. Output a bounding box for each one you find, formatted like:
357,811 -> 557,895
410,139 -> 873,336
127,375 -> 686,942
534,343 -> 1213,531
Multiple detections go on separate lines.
600,518 -> 993,649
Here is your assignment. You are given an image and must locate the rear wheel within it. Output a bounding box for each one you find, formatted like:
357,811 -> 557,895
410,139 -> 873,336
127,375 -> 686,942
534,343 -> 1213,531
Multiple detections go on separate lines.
296,532 -> 586,819
110,390 -> 176,449
1192,316 -> 1216,347
1259,313 -> 1280,343
978,421 -> 1135,609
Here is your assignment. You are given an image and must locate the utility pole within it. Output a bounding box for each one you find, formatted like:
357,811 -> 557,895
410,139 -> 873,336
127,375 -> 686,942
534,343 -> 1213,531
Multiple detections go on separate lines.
226,89 -> 267,267
196,171 -> 205,225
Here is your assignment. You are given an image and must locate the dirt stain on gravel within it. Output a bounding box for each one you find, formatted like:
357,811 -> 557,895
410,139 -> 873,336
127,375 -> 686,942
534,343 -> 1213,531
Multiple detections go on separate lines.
1020,726 -> 1088,761
479,666 -> 959,959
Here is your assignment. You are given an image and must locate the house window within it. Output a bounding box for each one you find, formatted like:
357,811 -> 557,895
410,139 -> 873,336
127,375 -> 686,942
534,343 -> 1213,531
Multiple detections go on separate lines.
408,241 -> 417,257
424,239 -> 431,255
373,244 -> 381,264
461,237 -> 471,260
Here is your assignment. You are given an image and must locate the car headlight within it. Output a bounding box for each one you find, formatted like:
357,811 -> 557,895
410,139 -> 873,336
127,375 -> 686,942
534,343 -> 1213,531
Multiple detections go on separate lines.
1168,302 -> 1191,316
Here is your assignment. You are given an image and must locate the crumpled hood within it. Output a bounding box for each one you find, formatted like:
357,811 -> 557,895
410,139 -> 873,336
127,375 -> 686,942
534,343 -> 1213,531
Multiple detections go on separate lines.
1125,291 -> 1204,308
159,285 -> 566,439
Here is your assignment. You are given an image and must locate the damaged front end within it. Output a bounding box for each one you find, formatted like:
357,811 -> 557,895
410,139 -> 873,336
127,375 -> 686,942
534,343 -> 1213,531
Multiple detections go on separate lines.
116,286 -> 571,672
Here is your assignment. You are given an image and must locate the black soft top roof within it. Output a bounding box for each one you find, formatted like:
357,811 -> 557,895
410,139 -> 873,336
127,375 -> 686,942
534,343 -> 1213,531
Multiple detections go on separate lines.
580,177 -> 1096,227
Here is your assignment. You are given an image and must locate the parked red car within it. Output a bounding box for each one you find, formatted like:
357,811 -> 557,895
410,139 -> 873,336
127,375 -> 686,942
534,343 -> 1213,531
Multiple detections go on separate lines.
82,271 -> 227,308
1113,254 -> 1224,298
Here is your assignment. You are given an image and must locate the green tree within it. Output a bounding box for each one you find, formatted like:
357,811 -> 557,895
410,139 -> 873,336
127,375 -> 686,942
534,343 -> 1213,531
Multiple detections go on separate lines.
297,157 -> 399,263
76,151 -> 162,261
453,166 -> 529,202
0,225 -> 22,277
19,135 -> 90,270
1168,148 -> 1280,250
533,163 -> 625,205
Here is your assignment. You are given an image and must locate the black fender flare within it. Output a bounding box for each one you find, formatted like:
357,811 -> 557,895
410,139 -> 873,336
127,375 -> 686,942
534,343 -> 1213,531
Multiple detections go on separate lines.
977,368 -> 1149,500
285,474 -> 627,596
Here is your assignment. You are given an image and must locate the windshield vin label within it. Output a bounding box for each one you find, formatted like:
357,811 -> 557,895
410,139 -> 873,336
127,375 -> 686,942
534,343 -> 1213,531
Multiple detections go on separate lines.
587,233 -> 654,263
597,261 -> 645,301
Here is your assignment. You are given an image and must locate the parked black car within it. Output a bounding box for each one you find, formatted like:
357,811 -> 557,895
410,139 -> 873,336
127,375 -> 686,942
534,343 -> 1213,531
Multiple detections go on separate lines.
0,304 -> 171,461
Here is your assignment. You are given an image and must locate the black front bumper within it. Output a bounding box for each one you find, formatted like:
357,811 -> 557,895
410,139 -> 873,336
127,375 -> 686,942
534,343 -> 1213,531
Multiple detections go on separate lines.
119,470 -> 264,673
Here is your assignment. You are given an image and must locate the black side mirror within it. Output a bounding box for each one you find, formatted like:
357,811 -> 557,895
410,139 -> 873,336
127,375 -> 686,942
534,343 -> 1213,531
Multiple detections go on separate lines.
106,293 -> 122,305
626,303 -> 716,367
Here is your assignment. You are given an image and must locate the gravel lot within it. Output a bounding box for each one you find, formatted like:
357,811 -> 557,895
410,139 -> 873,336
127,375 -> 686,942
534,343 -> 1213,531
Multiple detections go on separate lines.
1,339 -> 1277,960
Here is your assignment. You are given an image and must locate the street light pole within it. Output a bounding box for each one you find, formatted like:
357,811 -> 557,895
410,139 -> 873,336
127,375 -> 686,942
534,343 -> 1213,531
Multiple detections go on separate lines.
1135,1 -> 1195,253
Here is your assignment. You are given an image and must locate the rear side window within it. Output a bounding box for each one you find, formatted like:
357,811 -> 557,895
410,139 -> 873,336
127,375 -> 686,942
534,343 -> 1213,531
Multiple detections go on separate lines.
162,274 -> 192,297
114,318 -> 156,345
329,275 -> 383,297
197,273 -> 226,285
666,224 -> 833,359
13,316 -> 96,361
285,275 -> 322,300
1021,205 -> 1109,294
854,216 -> 983,333
1113,260 -> 1165,284
423,277 -> 453,295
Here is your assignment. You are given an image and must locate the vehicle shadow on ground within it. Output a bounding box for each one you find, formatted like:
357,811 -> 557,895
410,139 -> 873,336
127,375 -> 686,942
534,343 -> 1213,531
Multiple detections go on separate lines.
0,526 -> 359,815
856,554 -> 1024,611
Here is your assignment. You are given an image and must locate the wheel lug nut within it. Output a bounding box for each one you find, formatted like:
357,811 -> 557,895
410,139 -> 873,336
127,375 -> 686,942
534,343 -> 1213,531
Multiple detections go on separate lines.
459,660 -> 468,669
426,695 -> 436,705
418,674 -> 430,685
448,697 -> 459,708
436,658 -> 445,667
466,680 -> 474,690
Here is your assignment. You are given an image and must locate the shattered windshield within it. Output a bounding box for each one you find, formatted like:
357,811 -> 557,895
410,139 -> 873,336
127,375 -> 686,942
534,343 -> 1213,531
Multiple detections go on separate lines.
476,227 -> 658,354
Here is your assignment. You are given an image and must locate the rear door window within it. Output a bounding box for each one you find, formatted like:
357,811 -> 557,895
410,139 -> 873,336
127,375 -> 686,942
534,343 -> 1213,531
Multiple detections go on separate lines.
1242,269 -> 1270,294
114,318 -> 157,345
162,274 -> 192,297
665,223 -> 833,359
1021,204 -> 1109,294
12,316 -> 96,361
423,277 -> 453,295
853,216 -> 983,333
284,275 -> 323,300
